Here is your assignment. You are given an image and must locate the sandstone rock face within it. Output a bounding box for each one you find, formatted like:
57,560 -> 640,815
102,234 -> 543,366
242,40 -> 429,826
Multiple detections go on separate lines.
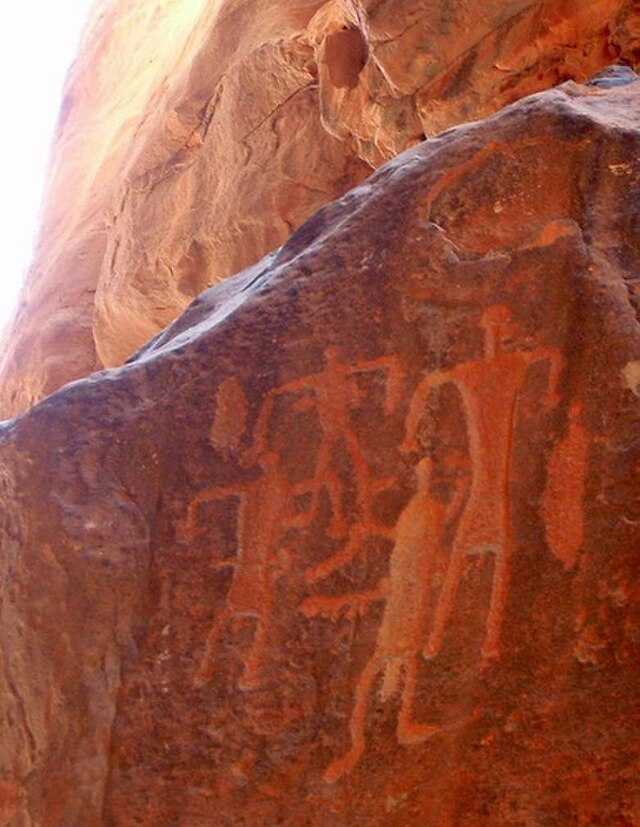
1,0 -> 639,417
1,76 -> 640,825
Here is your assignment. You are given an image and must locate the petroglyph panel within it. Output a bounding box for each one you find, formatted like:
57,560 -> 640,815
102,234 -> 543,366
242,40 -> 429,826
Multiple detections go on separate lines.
188,350 -> 405,693
300,305 -> 566,780
6,75 -> 640,827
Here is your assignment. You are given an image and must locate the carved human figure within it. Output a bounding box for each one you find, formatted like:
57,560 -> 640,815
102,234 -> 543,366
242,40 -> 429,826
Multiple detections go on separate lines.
299,308 -> 562,781
301,456 -> 467,782
403,304 -> 563,662
248,346 -> 404,537
184,349 -> 402,691
182,449 -> 315,690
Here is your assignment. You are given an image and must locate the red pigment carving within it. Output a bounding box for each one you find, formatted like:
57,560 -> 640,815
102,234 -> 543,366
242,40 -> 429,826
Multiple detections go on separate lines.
248,346 -> 404,537
302,456 -> 467,782
302,306 -> 563,782
542,402 -> 589,569
182,450 -> 315,691
405,305 -> 563,663
184,349 -> 403,690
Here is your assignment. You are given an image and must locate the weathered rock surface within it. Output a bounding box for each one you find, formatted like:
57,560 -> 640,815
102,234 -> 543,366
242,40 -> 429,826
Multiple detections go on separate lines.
1,0 -> 639,417
1,75 -> 639,825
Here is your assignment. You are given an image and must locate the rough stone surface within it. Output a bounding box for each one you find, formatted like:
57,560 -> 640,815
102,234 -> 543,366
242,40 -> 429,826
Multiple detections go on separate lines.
1,0 -> 640,417
1,77 -> 639,825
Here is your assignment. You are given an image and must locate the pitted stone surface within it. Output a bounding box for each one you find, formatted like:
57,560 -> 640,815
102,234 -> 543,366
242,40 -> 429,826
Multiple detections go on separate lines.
1,78 -> 640,825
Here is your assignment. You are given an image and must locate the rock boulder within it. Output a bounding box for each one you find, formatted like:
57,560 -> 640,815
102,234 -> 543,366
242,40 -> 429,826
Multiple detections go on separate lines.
1,75 -> 639,825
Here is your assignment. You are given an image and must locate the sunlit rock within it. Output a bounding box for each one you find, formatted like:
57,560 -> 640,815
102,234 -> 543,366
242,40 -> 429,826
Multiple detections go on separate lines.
0,0 -> 638,416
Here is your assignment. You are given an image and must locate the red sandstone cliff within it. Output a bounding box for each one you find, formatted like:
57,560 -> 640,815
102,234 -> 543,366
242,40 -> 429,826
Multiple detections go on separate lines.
1,72 -> 639,825
1,0 -> 639,417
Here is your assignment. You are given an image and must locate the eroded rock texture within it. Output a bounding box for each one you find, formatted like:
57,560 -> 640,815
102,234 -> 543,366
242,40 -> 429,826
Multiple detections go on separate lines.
1,76 -> 639,826
1,0 -> 640,417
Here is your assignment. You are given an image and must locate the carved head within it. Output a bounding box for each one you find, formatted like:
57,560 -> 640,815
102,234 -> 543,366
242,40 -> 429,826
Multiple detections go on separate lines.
480,304 -> 520,355
325,345 -> 341,361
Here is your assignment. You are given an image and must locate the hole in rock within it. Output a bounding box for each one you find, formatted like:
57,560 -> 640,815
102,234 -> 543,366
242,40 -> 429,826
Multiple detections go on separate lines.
323,27 -> 368,90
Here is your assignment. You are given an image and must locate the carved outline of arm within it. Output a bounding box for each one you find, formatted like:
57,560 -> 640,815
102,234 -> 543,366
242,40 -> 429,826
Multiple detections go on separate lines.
401,370 -> 451,453
531,347 -> 564,410
447,471 -> 470,527
181,485 -> 243,540
351,355 -> 406,415
243,380 -> 318,466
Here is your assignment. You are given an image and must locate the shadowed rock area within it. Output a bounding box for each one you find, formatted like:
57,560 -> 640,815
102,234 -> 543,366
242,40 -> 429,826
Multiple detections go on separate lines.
1,0 -> 640,417
1,75 -> 639,825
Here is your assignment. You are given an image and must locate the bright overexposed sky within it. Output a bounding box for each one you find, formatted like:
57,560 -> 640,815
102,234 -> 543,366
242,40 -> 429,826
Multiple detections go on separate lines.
0,2 -> 94,335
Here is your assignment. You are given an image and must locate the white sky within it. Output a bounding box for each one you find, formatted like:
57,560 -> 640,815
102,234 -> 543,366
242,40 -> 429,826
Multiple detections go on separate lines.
0,3 -> 93,335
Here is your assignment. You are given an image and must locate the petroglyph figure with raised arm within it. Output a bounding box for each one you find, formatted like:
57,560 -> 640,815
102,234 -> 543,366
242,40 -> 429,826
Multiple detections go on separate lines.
182,346 -> 403,692
180,380 -> 318,691
246,345 -> 405,537
403,304 -> 563,663
303,304 -> 564,781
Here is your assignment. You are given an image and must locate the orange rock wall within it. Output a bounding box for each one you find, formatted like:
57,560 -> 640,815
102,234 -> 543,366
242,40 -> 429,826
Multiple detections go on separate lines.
0,0 -> 638,418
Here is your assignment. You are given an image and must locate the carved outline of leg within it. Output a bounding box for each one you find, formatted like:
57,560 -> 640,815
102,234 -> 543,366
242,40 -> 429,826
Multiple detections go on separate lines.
193,556 -> 240,687
195,608 -> 231,687
480,387 -> 518,662
481,529 -> 512,662
299,435 -> 348,539
423,527 -> 468,659
300,581 -> 388,621
238,614 -> 270,691
343,430 -> 373,518
324,657 -> 382,783
396,657 -> 441,745
324,466 -> 350,538
237,544 -> 293,690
